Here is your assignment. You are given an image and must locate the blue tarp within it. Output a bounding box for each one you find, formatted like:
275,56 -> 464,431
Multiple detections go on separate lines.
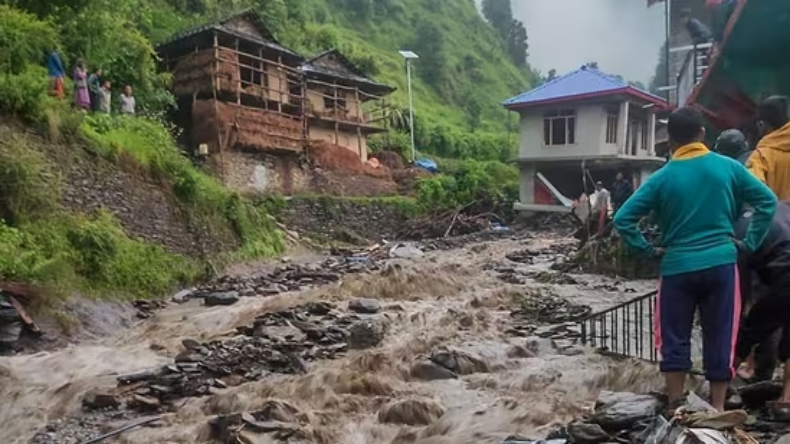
414,158 -> 438,173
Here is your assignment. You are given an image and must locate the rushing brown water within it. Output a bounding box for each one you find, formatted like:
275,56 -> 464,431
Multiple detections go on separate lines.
0,233 -> 665,444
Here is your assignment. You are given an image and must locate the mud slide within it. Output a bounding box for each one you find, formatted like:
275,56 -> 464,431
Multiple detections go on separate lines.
4,232 -> 664,444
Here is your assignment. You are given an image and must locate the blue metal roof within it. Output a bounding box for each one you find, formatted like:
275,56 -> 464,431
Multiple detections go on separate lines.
503,65 -> 665,108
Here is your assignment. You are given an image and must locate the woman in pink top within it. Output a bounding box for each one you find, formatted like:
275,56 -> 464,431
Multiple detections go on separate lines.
73,59 -> 90,110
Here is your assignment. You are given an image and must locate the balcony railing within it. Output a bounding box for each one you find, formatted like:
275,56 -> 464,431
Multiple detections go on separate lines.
676,42 -> 712,106
657,42 -> 713,107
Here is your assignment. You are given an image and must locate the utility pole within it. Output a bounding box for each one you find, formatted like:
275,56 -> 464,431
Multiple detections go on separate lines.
399,50 -> 419,163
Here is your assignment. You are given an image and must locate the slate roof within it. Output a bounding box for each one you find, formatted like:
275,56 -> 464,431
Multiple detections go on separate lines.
503,65 -> 667,109
157,9 -> 301,59
300,49 -> 394,94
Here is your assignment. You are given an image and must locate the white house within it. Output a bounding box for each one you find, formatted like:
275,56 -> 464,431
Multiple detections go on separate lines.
502,65 -> 668,213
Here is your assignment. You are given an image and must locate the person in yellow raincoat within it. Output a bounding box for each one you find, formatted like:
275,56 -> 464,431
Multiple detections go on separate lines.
746,96 -> 790,199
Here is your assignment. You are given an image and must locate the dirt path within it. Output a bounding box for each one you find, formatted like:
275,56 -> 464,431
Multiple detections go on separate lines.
1,231 -> 664,444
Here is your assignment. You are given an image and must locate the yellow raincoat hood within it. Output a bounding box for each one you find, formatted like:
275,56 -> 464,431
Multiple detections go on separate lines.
747,122 -> 790,199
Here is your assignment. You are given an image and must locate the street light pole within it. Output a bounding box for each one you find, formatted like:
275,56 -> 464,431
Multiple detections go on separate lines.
406,59 -> 416,163
399,50 -> 419,163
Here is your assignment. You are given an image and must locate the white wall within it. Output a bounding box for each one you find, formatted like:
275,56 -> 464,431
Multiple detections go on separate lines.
518,104 -> 615,160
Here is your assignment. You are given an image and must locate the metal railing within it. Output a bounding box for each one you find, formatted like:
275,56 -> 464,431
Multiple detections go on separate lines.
580,290 -> 704,374
580,290 -> 659,362
675,42 -> 712,106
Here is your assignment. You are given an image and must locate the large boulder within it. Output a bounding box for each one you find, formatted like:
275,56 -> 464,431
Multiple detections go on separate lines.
347,319 -> 385,350
566,422 -> 610,443
377,398 -> 445,426
589,391 -> 661,431
348,298 -> 381,314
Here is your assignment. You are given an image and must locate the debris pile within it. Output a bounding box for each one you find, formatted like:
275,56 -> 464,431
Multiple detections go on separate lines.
398,210 -> 493,240
209,399 -> 312,443
117,302 -> 378,410
181,258 -> 381,305
513,391 -> 778,444
420,229 -> 526,251
506,292 -> 591,338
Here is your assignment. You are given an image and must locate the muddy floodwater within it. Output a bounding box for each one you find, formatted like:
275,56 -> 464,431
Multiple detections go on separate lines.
0,232 -> 668,444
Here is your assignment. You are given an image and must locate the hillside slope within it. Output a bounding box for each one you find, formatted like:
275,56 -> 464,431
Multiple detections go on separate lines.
297,0 -> 532,132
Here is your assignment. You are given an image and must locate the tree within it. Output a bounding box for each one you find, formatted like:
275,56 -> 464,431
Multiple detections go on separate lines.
649,42 -> 669,95
482,0 -> 513,41
505,19 -> 528,67
412,20 -> 449,91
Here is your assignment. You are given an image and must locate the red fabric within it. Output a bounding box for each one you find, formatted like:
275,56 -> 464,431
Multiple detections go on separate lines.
49,77 -> 64,99
596,208 -> 607,236
533,177 -> 557,205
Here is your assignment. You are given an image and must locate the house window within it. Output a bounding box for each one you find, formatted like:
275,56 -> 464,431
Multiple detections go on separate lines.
543,109 -> 576,146
605,107 -> 619,144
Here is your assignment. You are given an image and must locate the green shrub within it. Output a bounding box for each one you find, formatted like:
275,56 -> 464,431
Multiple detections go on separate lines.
0,135 -> 60,225
0,66 -> 56,122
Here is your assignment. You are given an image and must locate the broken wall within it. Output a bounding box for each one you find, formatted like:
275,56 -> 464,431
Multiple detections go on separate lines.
308,126 -> 367,162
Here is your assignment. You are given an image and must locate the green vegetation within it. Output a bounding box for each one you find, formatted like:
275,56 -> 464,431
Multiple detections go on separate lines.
0,5 -> 284,303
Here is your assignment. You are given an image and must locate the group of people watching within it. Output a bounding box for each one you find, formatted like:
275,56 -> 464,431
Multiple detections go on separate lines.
46,51 -> 136,115
613,95 -> 790,419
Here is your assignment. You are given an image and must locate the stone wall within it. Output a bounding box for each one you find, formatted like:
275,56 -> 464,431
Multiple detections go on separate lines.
280,196 -> 413,244
218,150 -> 310,195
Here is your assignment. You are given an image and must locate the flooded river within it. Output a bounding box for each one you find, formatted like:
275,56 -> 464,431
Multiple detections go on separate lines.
0,232 -> 666,443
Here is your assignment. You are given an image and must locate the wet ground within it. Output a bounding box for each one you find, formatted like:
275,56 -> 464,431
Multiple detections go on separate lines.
1,230 -> 674,443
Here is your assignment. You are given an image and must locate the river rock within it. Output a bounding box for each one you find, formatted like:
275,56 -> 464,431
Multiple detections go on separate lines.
347,319 -> 385,350
739,381 -> 783,408
205,291 -> 240,307
776,434 -> 790,444
377,398 -> 445,426
567,422 -> 610,443
430,349 -> 489,375
409,360 -> 458,380
81,389 -> 119,410
348,298 -> 381,314
589,391 -> 661,431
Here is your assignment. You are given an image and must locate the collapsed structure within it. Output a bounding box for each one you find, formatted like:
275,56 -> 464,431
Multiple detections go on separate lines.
157,10 -> 394,194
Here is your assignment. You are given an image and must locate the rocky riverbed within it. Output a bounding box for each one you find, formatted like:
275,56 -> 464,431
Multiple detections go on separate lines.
8,228 -> 783,444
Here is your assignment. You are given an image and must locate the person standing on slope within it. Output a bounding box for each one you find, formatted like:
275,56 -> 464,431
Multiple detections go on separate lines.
614,107 -> 777,412
746,96 -> 790,200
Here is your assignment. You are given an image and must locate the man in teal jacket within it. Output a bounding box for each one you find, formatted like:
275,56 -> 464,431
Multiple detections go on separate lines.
614,107 -> 777,412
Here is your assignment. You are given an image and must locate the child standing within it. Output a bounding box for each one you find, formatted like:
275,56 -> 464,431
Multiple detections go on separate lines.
98,81 -> 111,114
614,107 -> 777,412
119,85 -> 136,115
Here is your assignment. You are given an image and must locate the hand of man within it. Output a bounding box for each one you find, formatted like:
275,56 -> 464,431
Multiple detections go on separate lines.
653,247 -> 666,258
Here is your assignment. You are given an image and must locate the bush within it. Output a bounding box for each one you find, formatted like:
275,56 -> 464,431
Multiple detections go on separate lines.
0,66 -> 56,122
0,212 -> 199,299
0,134 -> 60,225
414,159 -> 518,212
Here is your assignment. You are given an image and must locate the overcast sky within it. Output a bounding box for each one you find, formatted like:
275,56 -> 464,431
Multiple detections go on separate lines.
511,0 -> 666,83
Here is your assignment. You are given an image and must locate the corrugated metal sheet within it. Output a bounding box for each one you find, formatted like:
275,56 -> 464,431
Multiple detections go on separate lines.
503,66 -> 661,107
